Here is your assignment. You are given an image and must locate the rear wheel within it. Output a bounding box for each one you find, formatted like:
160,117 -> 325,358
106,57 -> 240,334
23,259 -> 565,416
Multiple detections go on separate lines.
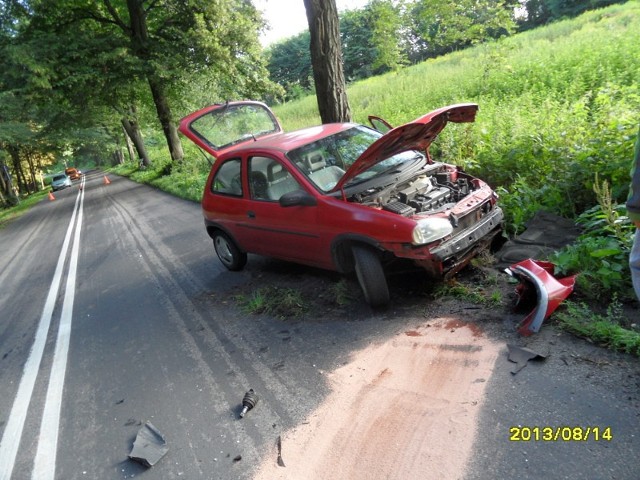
352,245 -> 390,308
213,231 -> 247,271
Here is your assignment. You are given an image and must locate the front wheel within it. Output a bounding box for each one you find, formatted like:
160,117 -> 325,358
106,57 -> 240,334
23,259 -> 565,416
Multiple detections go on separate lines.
213,231 -> 247,271
352,245 -> 390,308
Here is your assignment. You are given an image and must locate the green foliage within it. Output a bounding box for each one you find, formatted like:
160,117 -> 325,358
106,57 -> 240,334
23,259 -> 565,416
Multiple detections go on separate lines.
111,148 -> 209,203
555,299 -> 640,356
236,286 -> 308,319
551,176 -> 635,300
409,0 -> 517,58
434,279 -> 503,307
0,188 -> 49,228
368,0 -> 408,72
265,32 -> 313,101
330,279 -> 358,306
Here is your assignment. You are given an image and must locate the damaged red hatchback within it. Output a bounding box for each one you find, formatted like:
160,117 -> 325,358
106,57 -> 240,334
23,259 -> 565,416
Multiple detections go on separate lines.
179,101 -> 503,307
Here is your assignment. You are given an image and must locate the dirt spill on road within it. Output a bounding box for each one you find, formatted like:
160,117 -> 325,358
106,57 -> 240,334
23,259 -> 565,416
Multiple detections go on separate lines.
253,317 -> 501,480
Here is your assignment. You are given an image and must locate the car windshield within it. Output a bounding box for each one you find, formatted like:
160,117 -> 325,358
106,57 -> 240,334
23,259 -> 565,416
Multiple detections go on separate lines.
53,174 -> 66,181
286,126 -> 423,192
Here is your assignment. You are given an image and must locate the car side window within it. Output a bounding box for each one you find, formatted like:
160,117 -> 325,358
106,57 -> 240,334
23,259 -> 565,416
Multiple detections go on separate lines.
249,156 -> 302,202
211,158 -> 242,196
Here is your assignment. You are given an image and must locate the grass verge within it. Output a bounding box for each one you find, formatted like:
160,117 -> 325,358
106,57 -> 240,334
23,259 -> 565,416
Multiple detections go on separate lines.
0,189 -> 50,229
554,300 -> 640,357
236,286 -> 308,319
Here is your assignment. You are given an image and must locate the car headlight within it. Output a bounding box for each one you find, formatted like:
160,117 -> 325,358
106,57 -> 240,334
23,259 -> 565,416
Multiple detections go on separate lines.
412,218 -> 453,245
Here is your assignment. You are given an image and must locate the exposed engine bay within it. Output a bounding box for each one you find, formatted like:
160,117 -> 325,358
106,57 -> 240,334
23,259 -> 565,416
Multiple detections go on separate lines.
348,163 -> 478,215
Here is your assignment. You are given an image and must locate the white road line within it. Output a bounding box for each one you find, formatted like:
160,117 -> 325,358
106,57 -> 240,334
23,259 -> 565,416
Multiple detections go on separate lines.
0,182 -> 83,480
32,180 -> 85,480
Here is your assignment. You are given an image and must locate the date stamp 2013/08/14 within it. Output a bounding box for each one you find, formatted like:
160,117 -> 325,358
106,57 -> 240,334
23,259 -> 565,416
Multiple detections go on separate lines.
509,426 -> 613,442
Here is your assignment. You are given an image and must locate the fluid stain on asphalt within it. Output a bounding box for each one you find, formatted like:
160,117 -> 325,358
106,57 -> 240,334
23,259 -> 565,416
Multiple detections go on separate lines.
253,317 -> 501,480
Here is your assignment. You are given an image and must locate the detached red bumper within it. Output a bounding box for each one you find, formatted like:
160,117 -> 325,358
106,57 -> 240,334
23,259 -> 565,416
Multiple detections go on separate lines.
508,259 -> 576,336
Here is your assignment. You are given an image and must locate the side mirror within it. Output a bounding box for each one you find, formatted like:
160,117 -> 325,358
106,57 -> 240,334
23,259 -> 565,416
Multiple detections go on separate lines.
279,190 -> 317,207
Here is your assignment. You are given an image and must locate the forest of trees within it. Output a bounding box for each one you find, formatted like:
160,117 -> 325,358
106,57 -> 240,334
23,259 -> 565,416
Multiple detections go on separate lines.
0,0 -> 625,206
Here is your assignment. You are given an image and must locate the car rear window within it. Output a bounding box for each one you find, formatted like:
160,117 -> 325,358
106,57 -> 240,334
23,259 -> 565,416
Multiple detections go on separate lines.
190,104 -> 279,151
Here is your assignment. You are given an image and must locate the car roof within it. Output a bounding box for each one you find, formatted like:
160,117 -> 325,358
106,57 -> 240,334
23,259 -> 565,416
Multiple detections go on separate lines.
228,123 -> 357,155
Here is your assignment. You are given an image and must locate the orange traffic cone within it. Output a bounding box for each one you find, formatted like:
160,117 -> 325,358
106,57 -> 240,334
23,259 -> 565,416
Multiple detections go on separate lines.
48,191 -> 55,201
103,175 -> 111,185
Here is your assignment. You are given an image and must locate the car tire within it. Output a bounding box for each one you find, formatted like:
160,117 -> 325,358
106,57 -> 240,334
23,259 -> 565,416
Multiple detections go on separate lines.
213,231 -> 247,271
352,245 -> 390,308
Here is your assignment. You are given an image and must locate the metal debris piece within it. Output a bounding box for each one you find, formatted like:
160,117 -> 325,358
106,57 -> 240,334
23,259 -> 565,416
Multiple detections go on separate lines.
507,344 -> 547,374
128,422 -> 169,467
277,435 -> 285,467
239,389 -> 259,418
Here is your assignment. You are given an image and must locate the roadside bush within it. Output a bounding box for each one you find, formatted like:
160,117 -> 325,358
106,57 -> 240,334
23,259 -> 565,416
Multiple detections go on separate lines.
555,299 -> 640,356
550,178 -> 635,301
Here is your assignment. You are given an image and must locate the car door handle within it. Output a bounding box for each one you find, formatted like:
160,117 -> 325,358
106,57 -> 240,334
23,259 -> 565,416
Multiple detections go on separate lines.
247,211 -> 255,218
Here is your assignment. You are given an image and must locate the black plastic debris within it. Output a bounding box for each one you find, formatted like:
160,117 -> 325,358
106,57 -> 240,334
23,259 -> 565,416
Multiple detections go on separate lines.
239,389 -> 259,418
277,435 -> 285,467
128,422 -> 169,467
507,344 -> 547,374
495,211 -> 582,270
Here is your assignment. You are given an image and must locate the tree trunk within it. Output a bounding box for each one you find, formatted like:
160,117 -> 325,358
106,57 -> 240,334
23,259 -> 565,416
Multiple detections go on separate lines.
126,0 -> 183,162
7,145 -> 26,194
121,117 -> 150,167
26,151 -> 38,192
123,125 -> 136,163
0,160 -> 19,207
113,149 -> 124,165
303,0 -> 352,124
148,77 -> 184,162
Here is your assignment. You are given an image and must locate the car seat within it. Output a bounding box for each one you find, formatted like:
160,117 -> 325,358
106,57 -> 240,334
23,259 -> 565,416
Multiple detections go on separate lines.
304,152 -> 345,191
267,162 -> 300,200
250,171 -> 269,199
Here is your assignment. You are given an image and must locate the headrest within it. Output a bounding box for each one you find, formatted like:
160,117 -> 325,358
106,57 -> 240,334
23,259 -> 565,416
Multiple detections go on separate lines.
305,152 -> 325,172
268,162 -> 287,182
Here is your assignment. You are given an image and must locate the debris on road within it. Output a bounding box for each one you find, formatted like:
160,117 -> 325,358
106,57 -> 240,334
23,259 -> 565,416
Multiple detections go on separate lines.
277,435 -> 285,467
507,258 -> 576,336
507,344 -> 548,374
128,422 -> 169,468
239,388 -> 259,418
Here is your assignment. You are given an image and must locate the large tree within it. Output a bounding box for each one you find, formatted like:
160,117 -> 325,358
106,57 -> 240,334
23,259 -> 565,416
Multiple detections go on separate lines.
409,0 -> 518,58
29,0 -> 275,163
303,0 -> 351,123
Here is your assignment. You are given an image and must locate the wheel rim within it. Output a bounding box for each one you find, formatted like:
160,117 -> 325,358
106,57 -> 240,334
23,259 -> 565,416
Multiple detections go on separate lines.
215,236 -> 234,266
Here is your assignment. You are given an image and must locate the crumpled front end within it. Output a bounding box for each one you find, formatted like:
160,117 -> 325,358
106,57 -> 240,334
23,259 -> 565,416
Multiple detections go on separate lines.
508,259 -> 576,336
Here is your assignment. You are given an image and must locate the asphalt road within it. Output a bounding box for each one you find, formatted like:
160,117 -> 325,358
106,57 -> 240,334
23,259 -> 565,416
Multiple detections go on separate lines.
0,171 -> 638,479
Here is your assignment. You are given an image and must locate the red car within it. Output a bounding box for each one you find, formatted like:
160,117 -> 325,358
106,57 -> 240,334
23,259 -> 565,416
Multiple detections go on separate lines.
179,101 -> 503,307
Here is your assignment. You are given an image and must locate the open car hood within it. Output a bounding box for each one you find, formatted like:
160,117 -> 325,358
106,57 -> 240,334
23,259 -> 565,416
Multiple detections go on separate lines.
330,103 -> 478,193
178,101 -> 283,158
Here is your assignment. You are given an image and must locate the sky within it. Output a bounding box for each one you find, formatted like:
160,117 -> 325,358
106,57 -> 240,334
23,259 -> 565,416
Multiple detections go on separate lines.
254,0 -> 369,46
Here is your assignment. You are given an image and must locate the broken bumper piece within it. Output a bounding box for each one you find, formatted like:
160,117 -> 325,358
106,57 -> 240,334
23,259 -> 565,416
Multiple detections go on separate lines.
508,259 -> 576,336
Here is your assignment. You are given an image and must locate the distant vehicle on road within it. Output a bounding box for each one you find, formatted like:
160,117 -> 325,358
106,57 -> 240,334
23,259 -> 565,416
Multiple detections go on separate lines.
51,173 -> 72,191
179,101 -> 503,307
65,167 -> 81,180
